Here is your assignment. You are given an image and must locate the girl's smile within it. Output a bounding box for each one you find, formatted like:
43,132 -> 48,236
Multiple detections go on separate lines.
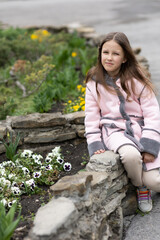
101,40 -> 126,77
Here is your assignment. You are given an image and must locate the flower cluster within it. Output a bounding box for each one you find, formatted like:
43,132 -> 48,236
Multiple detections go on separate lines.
64,84 -> 86,113
30,29 -> 51,42
0,147 -> 71,208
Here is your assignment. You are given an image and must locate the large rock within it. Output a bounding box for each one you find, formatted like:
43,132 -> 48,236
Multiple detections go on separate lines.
11,112 -> 66,128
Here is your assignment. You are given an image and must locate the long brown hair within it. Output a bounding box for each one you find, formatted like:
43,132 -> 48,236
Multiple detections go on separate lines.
86,32 -> 154,99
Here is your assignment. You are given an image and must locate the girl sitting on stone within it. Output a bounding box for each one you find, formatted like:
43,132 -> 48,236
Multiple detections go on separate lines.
84,32 -> 160,213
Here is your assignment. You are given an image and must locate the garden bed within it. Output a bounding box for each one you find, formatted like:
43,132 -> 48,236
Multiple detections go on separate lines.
0,138 -> 89,240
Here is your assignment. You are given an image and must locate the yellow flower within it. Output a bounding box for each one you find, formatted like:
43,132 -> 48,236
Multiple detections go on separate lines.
42,29 -> 50,36
81,87 -> 86,93
81,106 -> 85,111
30,34 -> 38,40
80,100 -> 85,106
72,105 -> 79,111
71,52 -> 77,57
68,100 -> 72,104
77,85 -> 82,90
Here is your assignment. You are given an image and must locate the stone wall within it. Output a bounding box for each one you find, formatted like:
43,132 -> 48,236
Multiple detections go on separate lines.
28,152 -> 133,240
0,111 -> 137,240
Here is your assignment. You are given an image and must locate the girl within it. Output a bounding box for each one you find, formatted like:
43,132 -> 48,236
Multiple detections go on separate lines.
84,32 -> 160,213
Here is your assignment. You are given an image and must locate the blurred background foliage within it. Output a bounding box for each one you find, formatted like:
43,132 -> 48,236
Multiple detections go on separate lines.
0,27 -> 97,120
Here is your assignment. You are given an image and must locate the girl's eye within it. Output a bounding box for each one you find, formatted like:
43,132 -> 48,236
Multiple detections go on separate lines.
103,51 -> 108,54
114,53 -> 119,55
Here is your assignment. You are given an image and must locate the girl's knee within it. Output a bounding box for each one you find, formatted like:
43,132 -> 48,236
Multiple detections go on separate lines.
143,169 -> 160,192
118,145 -> 142,165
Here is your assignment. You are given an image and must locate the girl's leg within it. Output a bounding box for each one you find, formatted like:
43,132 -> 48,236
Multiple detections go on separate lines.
143,169 -> 160,192
118,145 -> 143,187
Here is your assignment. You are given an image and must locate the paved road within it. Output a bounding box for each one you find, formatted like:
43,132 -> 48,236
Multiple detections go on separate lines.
0,1 -> 160,239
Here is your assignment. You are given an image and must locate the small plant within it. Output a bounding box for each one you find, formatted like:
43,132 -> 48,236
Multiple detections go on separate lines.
0,202 -> 21,240
64,84 -> 86,113
2,132 -> 20,162
0,146 -> 72,209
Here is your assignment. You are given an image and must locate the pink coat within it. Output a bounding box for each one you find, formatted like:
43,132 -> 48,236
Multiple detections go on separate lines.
85,77 -> 160,171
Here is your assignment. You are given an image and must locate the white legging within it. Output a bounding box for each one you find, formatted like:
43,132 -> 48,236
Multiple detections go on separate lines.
118,145 -> 160,192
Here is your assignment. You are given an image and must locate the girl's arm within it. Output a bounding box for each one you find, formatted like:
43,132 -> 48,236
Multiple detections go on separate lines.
139,86 -> 160,158
85,82 -> 106,156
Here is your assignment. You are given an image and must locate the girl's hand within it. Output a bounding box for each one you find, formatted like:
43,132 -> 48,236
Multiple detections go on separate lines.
94,149 -> 105,154
142,152 -> 155,163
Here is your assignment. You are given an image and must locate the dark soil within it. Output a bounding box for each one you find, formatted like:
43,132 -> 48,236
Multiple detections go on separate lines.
2,102 -> 89,240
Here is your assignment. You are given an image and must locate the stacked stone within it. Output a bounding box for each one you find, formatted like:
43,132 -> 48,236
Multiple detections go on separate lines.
27,151 -> 130,240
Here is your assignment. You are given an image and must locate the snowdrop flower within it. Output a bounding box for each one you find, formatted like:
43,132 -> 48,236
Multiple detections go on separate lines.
56,158 -> 64,165
33,171 -> 41,178
21,150 -> 33,158
45,156 -> 52,163
8,200 -> 16,208
45,165 -> 52,170
63,162 -> 72,171
11,186 -> 21,195
1,198 -> 7,206
22,167 -> 30,175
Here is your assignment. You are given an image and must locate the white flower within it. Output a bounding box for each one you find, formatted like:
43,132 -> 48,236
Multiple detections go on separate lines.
0,178 -> 11,187
0,177 -> 6,184
63,162 -> 72,171
15,159 -> 22,167
47,152 -> 54,158
22,167 -> 30,175
33,171 -> 41,178
8,200 -> 16,208
21,150 -> 33,158
45,165 -> 52,170
8,173 -> 15,180
11,186 -> 21,195
56,158 -> 64,165
2,161 -> 15,167
12,181 -> 18,187
0,168 -> 6,176
1,198 -> 7,206
26,179 -> 35,189
32,154 -> 43,162
45,156 -> 52,163
52,146 -> 61,156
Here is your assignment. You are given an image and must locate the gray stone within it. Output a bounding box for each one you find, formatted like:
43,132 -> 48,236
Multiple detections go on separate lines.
0,123 -> 7,139
24,128 -> 76,143
31,197 -> 77,237
64,111 -> 85,124
11,112 -> 66,128
86,151 -> 120,172
50,172 -> 93,197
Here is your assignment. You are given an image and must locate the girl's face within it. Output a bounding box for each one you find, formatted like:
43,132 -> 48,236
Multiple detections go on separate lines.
101,40 -> 126,77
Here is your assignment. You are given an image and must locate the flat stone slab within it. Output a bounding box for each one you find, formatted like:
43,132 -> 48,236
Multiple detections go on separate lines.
31,197 -> 77,237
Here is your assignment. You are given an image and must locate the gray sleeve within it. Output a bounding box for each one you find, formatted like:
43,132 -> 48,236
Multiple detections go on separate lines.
140,137 -> 160,158
88,141 -> 107,157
